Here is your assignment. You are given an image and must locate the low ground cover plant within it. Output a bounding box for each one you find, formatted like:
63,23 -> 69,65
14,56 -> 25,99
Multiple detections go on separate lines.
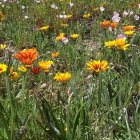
0,0 -> 140,139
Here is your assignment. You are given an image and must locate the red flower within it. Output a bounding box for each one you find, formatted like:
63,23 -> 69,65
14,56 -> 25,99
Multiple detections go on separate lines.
30,66 -> 42,74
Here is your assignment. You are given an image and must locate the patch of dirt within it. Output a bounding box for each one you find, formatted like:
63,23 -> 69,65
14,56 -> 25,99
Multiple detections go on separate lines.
82,39 -> 99,50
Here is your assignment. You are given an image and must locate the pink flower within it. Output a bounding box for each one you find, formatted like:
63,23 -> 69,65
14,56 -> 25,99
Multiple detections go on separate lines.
112,11 -> 121,22
51,4 -> 59,10
112,15 -> 120,22
24,16 -> 28,19
138,4 -> 140,9
129,11 -> 134,15
62,37 -> 69,44
134,15 -> 139,20
69,2 -> 74,7
34,0 -> 40,3
113,11 -> 119,16
123,11 -> 129,16
100,7 -> 105,12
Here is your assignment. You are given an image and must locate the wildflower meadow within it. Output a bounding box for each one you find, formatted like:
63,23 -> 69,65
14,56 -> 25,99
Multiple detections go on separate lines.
0,0 -> 140,139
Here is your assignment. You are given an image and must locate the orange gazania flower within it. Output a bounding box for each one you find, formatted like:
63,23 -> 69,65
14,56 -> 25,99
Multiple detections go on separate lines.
93,8 -> 99,12
122,26 -> 135,31
115,39 -> 127,47
109,22 -> 119,29
115,39 -> 130,51
51,52 -> 60,58
9,66 -> 19,80
0,12 -> 5,21
100,21 -> 110,28
14,48 -> 38,67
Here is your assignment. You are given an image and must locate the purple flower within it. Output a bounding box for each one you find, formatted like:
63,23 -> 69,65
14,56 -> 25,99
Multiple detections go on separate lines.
117,34 -> 126,39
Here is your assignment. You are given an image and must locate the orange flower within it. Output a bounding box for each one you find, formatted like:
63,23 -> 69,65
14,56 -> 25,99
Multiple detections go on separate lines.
109,22 -> 119,29
9,66 -> 19,80
0,12 -> 5,21
100,21 -> 110,28
115,39 -> 127,47
51,52 -> 60,58
10,72 -> 19,80
122,26 -> 135,31
93,8 -> 99,12
115,39 -> 130,51
14,48 -> 38,67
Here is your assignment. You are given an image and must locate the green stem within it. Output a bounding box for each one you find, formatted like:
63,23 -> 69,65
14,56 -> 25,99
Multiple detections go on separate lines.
5,75 -> 15,139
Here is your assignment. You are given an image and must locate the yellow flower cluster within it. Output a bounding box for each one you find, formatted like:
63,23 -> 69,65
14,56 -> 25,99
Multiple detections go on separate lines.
38,61 -> 54,72
105,39 -> 130,50
123,26 -> 135,36
0,64 -> 26,80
